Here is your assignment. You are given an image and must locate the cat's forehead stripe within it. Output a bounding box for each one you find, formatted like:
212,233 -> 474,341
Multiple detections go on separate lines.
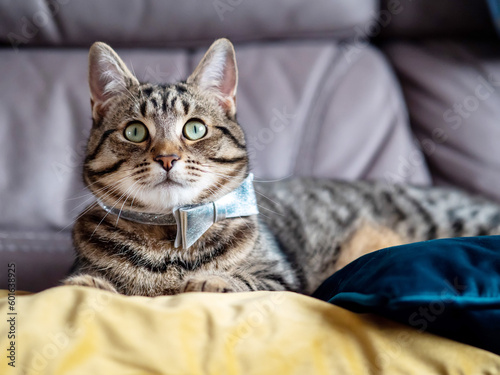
142,87 -> 153,97
182,100 -> 190,116
175,84 -> 188,94
150,98 -> 158,109
170,96 -> 177,110
161,96 -> 167,113
140,101 -> 147,117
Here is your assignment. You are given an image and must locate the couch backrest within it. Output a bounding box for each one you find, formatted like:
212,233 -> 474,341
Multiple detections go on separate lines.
1,0 -> 376,48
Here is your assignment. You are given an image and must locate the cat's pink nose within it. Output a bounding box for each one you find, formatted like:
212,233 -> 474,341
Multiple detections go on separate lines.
154,154 -> 180,172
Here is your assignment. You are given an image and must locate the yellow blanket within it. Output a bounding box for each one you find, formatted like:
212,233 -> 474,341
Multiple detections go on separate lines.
0,287 -> 498,374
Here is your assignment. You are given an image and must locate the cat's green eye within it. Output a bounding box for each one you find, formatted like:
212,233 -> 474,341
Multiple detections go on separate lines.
124,122 -> 149,143
183,120 -> 207,141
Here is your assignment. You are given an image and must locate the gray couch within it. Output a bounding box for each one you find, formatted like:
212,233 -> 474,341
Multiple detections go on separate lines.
1,0 -> 498,292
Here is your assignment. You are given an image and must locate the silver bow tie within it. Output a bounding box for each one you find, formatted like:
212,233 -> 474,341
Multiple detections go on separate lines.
97,173 -> 259,249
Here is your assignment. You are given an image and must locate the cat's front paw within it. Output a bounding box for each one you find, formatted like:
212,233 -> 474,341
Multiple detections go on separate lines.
181,275 -> 234,293
63,274 -> 118,293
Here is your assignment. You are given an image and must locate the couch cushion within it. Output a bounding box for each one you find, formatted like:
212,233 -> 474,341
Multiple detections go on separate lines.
384,41 -> 500,202
313,236 -> 500,356
0,0 -> 377,48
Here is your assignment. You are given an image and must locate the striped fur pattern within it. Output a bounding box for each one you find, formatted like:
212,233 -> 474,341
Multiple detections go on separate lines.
64,39 -> 500,296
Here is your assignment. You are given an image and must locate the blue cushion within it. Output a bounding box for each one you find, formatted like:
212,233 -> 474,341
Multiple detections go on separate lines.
312,236 -> 500,355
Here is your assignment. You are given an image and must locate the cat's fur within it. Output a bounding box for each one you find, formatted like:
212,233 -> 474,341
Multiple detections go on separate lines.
64,39 -> 500,296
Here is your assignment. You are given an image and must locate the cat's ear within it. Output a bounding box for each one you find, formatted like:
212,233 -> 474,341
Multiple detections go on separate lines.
88,42 -> 139,118
187,38 -> 238,117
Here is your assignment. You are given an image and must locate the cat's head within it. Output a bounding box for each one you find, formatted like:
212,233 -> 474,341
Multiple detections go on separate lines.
84,39 -> 248,214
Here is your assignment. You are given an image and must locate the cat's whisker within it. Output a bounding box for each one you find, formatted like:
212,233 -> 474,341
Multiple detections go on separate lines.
197,165 -> 248,178
65,167 -> 145,201
60,183 -> 127,231
256,203 -> 284,216
196,167 -> 241,182
199,162 -> 234,169
202,171 -> 235,179
57,200 -> 100,234
115,179 -> 143,225
200,163 -> 292,184
90,182 -> 139,238
238,215 -> 253,231
199,164 -> 242,174
68,176 -> 133,213
66,164 -> 152,210
199,163 -> 247,173
253,189 -> 284,209
253,174 -> 294,183
252,210 -> 272,220
59,174 -> 138,234
129,184 -> 146,210
204,181 -> 236,199
68,180 -> 129,211
204,184 -> 232,204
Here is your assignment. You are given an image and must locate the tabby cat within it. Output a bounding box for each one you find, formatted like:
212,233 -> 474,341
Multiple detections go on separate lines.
64,39 -> 500,296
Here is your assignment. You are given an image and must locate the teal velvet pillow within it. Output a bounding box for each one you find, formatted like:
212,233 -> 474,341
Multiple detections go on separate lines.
312,236 -> 500,355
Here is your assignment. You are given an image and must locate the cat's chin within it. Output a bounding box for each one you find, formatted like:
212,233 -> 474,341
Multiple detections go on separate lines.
154,179 -> 184,189
138,184 -> 205,214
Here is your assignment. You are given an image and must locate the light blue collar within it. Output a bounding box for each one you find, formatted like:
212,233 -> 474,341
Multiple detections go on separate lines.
97,173 -> 259,249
